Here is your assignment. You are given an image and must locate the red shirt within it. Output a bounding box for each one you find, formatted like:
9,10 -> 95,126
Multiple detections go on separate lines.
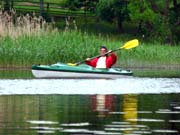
85,53 -> 117,68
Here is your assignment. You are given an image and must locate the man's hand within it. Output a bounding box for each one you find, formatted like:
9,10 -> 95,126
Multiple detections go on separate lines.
86,58 -> 91,61
108,50 -> 113,53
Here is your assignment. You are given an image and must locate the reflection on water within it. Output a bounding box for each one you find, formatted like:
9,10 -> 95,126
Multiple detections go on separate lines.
0,69 -> 33,79
0,94 -> 179,135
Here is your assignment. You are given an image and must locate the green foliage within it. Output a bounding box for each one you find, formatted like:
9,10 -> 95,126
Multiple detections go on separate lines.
127,0 -> 180,44
97,0 -> 129,21
66,0 -> 98,12
0,30 -> 180,68
97,0 -> 129,31
96,0 -> 115,22
14,0 -> 68,4
128,1 -> 157,23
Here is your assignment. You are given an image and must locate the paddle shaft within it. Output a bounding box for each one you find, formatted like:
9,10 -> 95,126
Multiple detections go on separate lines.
76,48 -> 120,65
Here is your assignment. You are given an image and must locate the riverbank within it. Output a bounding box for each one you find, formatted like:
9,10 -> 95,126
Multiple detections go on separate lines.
0,67 -> 180,78
0,10 -> 179,78
0,30 -> 180,78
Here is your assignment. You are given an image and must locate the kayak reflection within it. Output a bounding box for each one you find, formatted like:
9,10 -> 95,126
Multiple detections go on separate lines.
91,95 -> 115,117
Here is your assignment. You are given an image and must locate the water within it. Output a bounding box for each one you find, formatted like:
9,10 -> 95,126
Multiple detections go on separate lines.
0,78 -> 179,95
0,94 -> 180,135
0,70 -> 180,135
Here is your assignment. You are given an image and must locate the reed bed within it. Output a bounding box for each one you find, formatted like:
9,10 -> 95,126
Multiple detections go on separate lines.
0,10 -> 54,39
0,10 -> 179,68
0,30 -> 179,68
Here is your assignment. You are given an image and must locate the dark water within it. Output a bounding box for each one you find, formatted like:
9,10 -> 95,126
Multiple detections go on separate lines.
0,70 -> 180,134
0,94 -> 180,135
0,69 -> 33,79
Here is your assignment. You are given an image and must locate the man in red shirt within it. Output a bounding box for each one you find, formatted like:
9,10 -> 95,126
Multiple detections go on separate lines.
85,46 -> 117,68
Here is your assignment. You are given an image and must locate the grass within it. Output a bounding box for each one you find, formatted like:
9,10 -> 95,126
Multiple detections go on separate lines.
119,42 -> 180,67
4,0 -> 67,5
14,5 -> 93,16
0,30 -> 180,68
10,1 -> 94,18
0,30 -> 102,66
0,10 -> 179,74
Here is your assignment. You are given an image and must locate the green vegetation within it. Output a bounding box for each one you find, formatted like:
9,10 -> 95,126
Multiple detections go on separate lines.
14,5 -> 93,16
1,0 -> 180,43
0,30 -> 179,68
0,10 -> 179,70
13,0 -> 67,4
0,0 -> 180,77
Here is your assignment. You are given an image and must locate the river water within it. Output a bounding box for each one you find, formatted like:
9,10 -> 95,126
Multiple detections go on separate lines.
0,70 -> 180,135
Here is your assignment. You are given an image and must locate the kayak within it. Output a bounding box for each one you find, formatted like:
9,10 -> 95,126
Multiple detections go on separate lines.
31,62 -> 133,79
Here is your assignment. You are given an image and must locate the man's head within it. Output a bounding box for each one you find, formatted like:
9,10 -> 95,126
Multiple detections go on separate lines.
100,46 -> 107,56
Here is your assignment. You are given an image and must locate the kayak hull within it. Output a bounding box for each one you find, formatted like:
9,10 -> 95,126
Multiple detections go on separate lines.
31,63 -> 133,79
32,69 -> 132,79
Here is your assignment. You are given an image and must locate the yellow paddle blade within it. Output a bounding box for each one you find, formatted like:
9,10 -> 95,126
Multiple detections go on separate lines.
67,63 -> 77,66
120,39 -> 139,50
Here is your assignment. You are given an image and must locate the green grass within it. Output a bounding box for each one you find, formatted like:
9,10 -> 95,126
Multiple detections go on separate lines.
0,9 -> 179,71
14,5 -> 92,16
119,42 -> 180,67
12,0 -> 67,5
133,69 -> 180,78
13,1 -> 94,17
0,30 -> 180,69
0,31 -> 100,66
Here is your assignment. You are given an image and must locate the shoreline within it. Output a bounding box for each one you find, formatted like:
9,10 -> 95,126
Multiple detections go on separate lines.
0,63 -> 180,70
0,65 -> 179,78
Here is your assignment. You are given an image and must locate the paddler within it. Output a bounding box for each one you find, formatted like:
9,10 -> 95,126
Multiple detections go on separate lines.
85,46 -> 117,68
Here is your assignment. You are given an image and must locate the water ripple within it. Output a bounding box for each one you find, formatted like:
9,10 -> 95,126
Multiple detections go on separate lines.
0,78 -> 179,95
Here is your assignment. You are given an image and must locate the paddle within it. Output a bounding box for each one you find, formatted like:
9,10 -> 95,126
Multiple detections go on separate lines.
68,39 -> 139,66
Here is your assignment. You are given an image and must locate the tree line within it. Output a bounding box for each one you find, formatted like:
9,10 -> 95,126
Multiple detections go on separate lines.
1,0 -> 180,44
67,0 -> 180,44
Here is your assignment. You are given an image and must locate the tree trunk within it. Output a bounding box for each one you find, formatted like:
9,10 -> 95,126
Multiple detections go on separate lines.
173,0 -> 178,18
164,0 -> 169,17
173,0 -> 177,12
11,0 -> 14,9
138,20 -> 143,33
4,0 -> 10,11
46,3 -> 49,12
164,0 -> 173,45
39,0 -> 44,16
117,17 -> 123,33
149,0 -> 159,13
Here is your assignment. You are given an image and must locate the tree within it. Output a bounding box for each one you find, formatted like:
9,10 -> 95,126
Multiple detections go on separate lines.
66,0 -> 98,13
129,0 -> 180,44
3,0 -> 14,12
39,0 -> 44,16
97,0 -> 129,32
128,0 -> 159,34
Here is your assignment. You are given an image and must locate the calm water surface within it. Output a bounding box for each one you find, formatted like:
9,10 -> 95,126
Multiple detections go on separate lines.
0,70 -> 180,135
0,94 -> 180,135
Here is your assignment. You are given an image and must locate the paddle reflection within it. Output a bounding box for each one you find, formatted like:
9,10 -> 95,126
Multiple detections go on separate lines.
123,94 -> 138,134
123,94 -> 138,124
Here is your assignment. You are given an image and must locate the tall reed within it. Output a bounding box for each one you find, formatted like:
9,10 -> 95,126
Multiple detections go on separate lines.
0,9 -> 55,39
